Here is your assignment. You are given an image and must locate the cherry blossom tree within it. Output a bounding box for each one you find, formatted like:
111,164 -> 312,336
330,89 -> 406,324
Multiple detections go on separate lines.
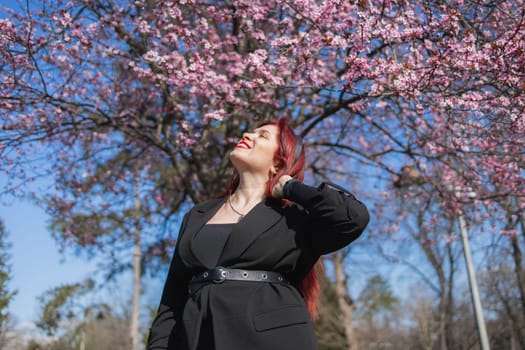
0,0 -> 522,219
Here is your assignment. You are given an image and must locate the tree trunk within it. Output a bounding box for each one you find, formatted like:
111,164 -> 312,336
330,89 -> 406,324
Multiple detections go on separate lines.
130,166 -> 141,350
510,227 -> 525,348
444,243 -> 455,350
516,211 -> 525,322
332,253 -> 357,349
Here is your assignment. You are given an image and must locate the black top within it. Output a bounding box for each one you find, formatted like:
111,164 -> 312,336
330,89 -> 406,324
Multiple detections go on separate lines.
192,223 -> 234,268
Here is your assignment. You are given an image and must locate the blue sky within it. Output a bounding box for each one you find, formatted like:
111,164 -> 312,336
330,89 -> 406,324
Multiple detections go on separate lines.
0,174 -> 165,331
1,192 -> 99,324
0,182 -> 165,331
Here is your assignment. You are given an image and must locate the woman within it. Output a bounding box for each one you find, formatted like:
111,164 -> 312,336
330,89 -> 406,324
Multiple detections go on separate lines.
147,118 -> 369,350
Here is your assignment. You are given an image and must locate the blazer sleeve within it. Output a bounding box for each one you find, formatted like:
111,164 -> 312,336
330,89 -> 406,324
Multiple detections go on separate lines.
283,180 -> 369,255
147,212 -> 191,350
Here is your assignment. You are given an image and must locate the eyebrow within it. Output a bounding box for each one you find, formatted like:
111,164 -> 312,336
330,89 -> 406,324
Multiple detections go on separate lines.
255,127 -> 272,135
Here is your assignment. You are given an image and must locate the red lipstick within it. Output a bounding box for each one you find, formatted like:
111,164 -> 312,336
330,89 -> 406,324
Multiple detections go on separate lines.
235,140 -> 252,149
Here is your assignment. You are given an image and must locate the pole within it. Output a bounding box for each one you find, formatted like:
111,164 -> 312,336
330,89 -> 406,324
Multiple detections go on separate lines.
458,210 -> 490,350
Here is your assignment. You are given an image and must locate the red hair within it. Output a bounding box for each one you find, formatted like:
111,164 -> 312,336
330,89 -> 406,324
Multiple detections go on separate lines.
227,117 -> 322,319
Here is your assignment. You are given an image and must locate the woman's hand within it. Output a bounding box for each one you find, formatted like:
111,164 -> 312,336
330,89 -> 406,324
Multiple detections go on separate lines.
272,175 -> 293,199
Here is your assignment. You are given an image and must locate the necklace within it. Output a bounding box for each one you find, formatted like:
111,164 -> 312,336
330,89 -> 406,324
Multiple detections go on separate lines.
228,195 -> 245,220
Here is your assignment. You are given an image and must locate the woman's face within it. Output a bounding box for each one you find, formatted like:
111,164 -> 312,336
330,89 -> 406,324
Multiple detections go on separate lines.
229,124 -> 280,176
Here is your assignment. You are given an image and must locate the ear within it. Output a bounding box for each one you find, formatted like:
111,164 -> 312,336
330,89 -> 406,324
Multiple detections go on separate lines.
270,164 -> 279,175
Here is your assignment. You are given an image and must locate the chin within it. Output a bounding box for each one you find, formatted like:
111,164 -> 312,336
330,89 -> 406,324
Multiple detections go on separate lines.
229,151 -> 246,167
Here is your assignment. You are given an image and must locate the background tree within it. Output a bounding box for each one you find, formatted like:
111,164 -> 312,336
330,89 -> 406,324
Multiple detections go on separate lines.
314,266 -> 349,350
28,302 -> 129,350
479,197 -> 525,349
354,275 -> 399,349
383,177 -> 464,350
357,275 -> 398,327
33,279 -> 133,350
0,219 -> 17,348
35,279 -> 94,336
481,264 -> 524,349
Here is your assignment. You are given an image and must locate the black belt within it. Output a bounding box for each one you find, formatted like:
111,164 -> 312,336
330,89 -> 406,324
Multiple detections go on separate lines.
190,266 -> 289,285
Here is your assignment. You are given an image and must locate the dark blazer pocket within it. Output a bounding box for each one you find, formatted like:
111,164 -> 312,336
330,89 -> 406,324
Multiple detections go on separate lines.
253,306 -> 309,332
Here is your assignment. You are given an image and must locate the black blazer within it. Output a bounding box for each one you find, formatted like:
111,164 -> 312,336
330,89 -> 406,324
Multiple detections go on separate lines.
147,181 -> 369,350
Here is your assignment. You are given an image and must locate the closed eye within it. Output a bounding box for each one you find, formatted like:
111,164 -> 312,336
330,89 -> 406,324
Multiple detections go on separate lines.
258,130 -> 270,139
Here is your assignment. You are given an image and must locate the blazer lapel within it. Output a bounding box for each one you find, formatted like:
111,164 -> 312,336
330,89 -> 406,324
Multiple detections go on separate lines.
178,198 -> 225,267
219,198 -> 284,266
178,197 -> 285,268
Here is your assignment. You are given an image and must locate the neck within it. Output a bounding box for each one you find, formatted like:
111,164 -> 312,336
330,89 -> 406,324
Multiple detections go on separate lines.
232,171 -> 268,206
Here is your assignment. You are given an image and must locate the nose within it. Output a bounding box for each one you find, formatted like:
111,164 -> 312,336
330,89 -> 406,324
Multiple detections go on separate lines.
242,132 -> 254,141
